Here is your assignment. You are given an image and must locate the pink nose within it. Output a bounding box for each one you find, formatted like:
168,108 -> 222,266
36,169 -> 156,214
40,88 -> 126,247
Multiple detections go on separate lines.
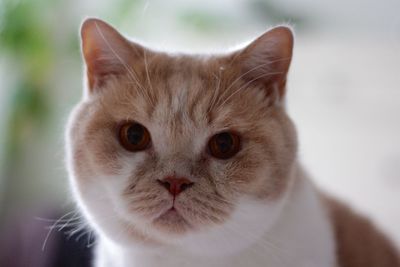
157,176 -> 194,196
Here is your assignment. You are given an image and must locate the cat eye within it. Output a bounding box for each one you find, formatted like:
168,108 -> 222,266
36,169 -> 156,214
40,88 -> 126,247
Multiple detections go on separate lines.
208,132 -> 241,159
118,122 -> 151,152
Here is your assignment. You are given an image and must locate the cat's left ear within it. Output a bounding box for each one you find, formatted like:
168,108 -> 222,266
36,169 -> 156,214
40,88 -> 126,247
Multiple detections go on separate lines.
80,18 -> 142,91
234,26 -> 294,101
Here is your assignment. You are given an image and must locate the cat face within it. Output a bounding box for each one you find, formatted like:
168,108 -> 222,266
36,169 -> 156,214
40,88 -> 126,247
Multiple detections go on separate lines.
66,19 -> 297,248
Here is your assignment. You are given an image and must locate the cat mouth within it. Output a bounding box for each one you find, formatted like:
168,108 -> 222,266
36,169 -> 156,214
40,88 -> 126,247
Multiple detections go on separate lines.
152,206 -> 191,233
164,206 -> 179,216
157,206 -> 184,221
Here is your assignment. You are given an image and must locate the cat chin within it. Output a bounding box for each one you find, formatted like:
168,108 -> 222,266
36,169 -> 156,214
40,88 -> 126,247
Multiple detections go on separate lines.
108,204 -> 195,244
151,208 -> 192,234
132,207 -> 209,239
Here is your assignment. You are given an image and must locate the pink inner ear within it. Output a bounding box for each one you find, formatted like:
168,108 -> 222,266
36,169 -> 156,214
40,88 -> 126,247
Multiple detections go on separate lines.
238,26 -> 294,99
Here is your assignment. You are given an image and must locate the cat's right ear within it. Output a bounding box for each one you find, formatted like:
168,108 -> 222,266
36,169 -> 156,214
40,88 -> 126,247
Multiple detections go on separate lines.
231,26 -> 294,103
80,18 -> 141,91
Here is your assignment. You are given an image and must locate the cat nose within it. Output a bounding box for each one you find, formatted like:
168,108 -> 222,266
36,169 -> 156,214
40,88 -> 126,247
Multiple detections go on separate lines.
157,176 -> 194,196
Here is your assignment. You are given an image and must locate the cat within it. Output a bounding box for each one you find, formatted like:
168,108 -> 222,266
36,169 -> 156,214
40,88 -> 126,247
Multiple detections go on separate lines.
65,18 -> 400,267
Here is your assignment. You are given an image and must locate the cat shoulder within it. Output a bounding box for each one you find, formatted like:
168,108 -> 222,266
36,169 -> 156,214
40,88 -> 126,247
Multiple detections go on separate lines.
323,196 -> 400,267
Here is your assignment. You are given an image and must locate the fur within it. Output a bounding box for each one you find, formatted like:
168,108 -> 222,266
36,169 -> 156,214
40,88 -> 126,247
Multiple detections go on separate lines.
65,18 -> 400,267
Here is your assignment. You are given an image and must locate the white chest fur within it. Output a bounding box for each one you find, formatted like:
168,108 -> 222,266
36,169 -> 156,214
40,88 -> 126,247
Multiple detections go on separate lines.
95,172 -> 337,267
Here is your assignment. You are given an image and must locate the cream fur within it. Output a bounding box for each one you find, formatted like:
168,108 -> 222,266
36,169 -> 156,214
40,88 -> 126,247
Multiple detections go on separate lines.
93,164 -> 337,267
66,18 -> 399,267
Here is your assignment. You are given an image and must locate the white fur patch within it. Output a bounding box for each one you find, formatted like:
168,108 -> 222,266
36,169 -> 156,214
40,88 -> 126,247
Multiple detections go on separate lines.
95,166 -> 337,267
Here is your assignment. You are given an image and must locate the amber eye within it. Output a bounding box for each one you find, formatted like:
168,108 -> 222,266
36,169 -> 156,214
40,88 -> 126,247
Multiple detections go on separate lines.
208,132 -> 241,159
118,122 -> 151,152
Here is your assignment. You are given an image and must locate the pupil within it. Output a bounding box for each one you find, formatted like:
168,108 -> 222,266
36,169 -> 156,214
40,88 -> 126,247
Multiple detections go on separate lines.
217,133 -> 233,153
127,124 -> 144,145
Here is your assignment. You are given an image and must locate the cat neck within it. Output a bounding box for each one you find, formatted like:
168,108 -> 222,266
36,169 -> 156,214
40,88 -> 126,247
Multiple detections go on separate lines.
95,163 -> 337,267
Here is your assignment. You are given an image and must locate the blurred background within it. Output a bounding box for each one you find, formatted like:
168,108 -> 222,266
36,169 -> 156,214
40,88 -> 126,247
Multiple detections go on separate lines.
0,0 -> 399,264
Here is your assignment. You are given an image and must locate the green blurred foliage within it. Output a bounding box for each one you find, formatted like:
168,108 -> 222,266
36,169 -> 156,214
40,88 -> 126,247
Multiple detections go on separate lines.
0,0 -> 53,76
0,0 -> 53,165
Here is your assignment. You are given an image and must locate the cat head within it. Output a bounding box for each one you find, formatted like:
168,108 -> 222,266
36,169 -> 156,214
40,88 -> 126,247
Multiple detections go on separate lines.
66,18 -> 297,253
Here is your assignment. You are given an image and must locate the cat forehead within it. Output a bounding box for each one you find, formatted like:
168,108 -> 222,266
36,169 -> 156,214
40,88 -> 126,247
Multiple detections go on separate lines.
152,71 -> 217,124
101,56 -> 231,121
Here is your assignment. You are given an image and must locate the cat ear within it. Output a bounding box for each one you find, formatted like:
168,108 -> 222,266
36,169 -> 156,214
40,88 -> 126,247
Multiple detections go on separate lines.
80,18 -> 140,91
235,26 -> 294,101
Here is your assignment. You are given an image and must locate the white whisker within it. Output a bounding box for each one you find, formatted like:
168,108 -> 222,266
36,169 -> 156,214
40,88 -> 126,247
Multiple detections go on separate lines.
41,210 -> 78,252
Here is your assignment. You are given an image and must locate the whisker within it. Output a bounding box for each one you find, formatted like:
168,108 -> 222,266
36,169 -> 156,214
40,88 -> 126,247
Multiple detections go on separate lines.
65,223 -> 87,239
35,216 -> 81,223
41,210 -> 78,252
75,228 -> 91,242
43,220 -> 83,230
